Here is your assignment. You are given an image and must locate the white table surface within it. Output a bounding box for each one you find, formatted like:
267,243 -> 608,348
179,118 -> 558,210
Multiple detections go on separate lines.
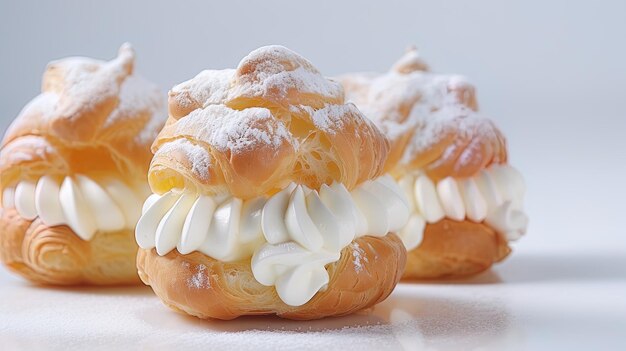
1,244 -> 624,351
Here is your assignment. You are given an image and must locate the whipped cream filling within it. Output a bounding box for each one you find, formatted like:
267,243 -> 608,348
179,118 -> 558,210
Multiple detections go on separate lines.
1,175 -> 148,240
397,164 -> 528,250
136,175 -> 409,306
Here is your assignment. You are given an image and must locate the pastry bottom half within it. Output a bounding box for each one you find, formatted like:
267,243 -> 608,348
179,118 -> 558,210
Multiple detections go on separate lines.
0,208 -> 140,285
403,219 -> 511,279
137,234 -> 406,320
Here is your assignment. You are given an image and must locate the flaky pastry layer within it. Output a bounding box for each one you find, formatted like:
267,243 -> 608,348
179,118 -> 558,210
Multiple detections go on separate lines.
0,209 -> 139,284
137,234 -> 406,320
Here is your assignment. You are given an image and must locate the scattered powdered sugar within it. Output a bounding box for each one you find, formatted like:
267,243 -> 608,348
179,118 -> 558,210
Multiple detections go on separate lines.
46,46 -> 132,123
344,72 -> 427,142
104,74 -> 168,145
49,44 -> 166,145
4,44 -> 165,150
342,64 -> 500,165
229,45 -> 343,102
154,138 -> 213,182
171,69 -> 234,109
173,104 -> 294,153
160,45 -> 389,177
310,104 -> 351,134
187,264 -> 210,289
350,242 -> 369,273
402,102 -> 484,163
400,76 -> 500,164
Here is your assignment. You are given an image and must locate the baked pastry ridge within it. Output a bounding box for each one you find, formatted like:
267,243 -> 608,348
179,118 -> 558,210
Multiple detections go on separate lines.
339,48 -> 528,278
135,45 -> 409,319
0,44 -> 167,284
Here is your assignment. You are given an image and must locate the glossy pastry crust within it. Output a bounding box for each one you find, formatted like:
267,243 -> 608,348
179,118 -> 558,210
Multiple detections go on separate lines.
0,44 -> 165,285
137,234 -> 406,320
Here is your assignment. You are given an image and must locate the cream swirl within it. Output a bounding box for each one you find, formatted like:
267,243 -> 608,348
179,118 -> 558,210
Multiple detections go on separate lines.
1,175 -> 148,240
397,164 -> 528,250
135,175 -> 409,306
136,192 -> 265,261
253,176 -> 409,306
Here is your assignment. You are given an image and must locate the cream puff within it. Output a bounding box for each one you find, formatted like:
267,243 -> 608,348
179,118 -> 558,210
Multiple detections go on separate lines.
135,45 -> 409,320
339,48 -> 528,279
0,44 -> 167,285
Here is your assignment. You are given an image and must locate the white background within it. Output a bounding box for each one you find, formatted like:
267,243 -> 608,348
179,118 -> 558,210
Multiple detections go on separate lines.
0,1 -> 625,350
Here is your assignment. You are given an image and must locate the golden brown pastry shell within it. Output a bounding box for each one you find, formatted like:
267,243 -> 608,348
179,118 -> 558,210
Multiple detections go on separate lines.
0,208 -> 140,285
403,219 -> 511,279
137,233 -> 406,320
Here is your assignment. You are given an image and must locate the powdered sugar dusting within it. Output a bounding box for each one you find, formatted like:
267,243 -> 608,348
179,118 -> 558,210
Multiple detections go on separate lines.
341,62 -> 499,165
47,57 -> 113,117
158,45 -> 384,192
230,45 -> 343,102
187,264 -> 209,289
350,242 -> 368,273
154,138 -> 212,182
310,104 -> 352,134
2,44 -> 165,154
45,44 -> 133,122
105,75 -> 167,145
173,105 -> 294,153
171,69 -> 234,109
399,84 -> 496,164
